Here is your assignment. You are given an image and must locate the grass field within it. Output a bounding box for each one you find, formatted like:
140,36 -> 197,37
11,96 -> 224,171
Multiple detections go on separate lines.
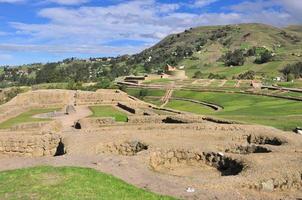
166,100 -> 215,115
0,166 -> 175,200
277,80 -> 302,88
168,91 -> 302,131
0,108 -> 59,129
89,105 -> 128,122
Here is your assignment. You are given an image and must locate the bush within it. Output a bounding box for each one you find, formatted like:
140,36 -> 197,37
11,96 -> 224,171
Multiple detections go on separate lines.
193,71 -> 203,79
255,50 -> 273,64
224,49 -> 245,66
237,70 -> 256,80
95,78 -> 112,89
280,62 -> 302,79
208,73 -> 226,79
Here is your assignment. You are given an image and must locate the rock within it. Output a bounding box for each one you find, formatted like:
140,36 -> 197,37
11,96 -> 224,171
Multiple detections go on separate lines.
261,179 -> 274,192
65,105 -> 76,115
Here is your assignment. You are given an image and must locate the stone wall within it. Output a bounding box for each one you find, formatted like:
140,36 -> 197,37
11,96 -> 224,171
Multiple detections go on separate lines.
10,121 -> 50,131
0,131 -> 62,157
127,116 -> 166,124
76,117 -> 116,129
76,89 -> 129,105
6,89 -> 74,107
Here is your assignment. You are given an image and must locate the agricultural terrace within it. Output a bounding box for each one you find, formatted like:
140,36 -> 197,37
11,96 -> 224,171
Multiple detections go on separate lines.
125,88 -> 302,131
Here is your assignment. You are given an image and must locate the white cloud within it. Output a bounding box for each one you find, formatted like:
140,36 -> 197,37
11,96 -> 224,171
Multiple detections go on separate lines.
0,53 -> 12,60
46,0 -> 89,5
276,0 -> 302,21
0,0 -> 24,3
193,0 -> 218,8
0,43 -> 145,55
3,0 -> 301,57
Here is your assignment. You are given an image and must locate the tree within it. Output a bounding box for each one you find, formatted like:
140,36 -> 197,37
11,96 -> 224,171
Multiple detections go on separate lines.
224,49 -> 245,66
255,50 -> 273,64
96,78 -> 111,89
193,71 -> 203,79
280,62 -> 302,79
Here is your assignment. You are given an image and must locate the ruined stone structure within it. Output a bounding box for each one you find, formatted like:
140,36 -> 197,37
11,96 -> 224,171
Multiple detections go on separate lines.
0,89 -> 301,200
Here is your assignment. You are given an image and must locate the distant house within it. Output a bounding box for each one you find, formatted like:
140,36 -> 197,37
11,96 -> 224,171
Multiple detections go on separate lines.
273,77 -> 283,82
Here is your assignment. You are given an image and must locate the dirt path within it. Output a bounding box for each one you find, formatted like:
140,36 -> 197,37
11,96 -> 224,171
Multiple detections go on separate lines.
53,106 -> 92,132
160,89 -> 174,108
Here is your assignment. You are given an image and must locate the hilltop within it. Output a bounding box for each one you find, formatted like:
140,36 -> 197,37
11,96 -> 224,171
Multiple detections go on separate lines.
128,23 -> 302,79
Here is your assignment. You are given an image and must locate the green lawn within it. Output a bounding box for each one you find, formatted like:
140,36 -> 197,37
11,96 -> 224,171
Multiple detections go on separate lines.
89,105 -> 128,122
169,90 -> 302,131
0,108 -> 59,129
0,166 -> 176,200
166,100 -> 215,115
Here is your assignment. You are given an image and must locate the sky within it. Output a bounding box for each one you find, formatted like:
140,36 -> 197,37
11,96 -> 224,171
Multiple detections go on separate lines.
0,0 -> 301,66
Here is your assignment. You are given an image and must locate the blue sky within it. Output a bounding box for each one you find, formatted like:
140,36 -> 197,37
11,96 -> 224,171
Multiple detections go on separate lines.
0,0 -> 301,66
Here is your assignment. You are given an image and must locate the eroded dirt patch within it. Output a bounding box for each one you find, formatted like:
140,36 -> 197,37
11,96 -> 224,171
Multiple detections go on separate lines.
247,135 -> 285,146
226,145 -> 272,154
149,149 -> 245,177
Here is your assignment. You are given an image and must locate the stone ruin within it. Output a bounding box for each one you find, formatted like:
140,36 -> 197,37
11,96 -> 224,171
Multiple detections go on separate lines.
0,89 -> 301,199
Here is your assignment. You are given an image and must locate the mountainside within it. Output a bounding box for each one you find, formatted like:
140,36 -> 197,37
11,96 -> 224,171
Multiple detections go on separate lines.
128,23 -> 302,79
1,23 -> 302,88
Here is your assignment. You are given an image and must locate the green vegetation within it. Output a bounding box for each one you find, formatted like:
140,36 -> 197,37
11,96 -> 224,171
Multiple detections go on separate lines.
280,62 -> 302,81
125,88 -> 165,98
2,24 -> 302,85
89,105 -> 128,122
277,80 -> 302,88
143,78 -> 173,85
0,108 -> 59,129
0,166 -> 175,200
166,100 -> 215,115
223,49 -> 245,66
236,70 -> 256,80
169,90 -> 302,131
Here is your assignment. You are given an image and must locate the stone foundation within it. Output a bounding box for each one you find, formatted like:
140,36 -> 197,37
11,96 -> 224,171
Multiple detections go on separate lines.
0,132 -> 62,157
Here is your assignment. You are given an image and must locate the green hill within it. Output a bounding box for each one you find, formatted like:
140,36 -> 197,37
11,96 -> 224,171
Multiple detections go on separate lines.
128,23 -> 302,79
1,23 -> 302,87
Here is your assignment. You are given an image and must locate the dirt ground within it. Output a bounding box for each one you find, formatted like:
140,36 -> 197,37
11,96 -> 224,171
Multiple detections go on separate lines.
0,104 -> 302,200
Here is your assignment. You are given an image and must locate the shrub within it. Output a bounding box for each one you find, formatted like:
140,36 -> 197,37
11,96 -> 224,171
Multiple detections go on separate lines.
208,73 -> 226,79
193,71 -> 203,79
255,50 -> 273,64
280,62 -> 302,79
237,70 -> 256,80
223,49 -> 245,66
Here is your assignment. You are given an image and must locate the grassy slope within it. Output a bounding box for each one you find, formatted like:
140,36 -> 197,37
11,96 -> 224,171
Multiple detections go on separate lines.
139,23 -> 302,79
0,166 -> 176,200
0,108 -> 59,129
170,91 -> 302,131
89,105 -> 128,122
